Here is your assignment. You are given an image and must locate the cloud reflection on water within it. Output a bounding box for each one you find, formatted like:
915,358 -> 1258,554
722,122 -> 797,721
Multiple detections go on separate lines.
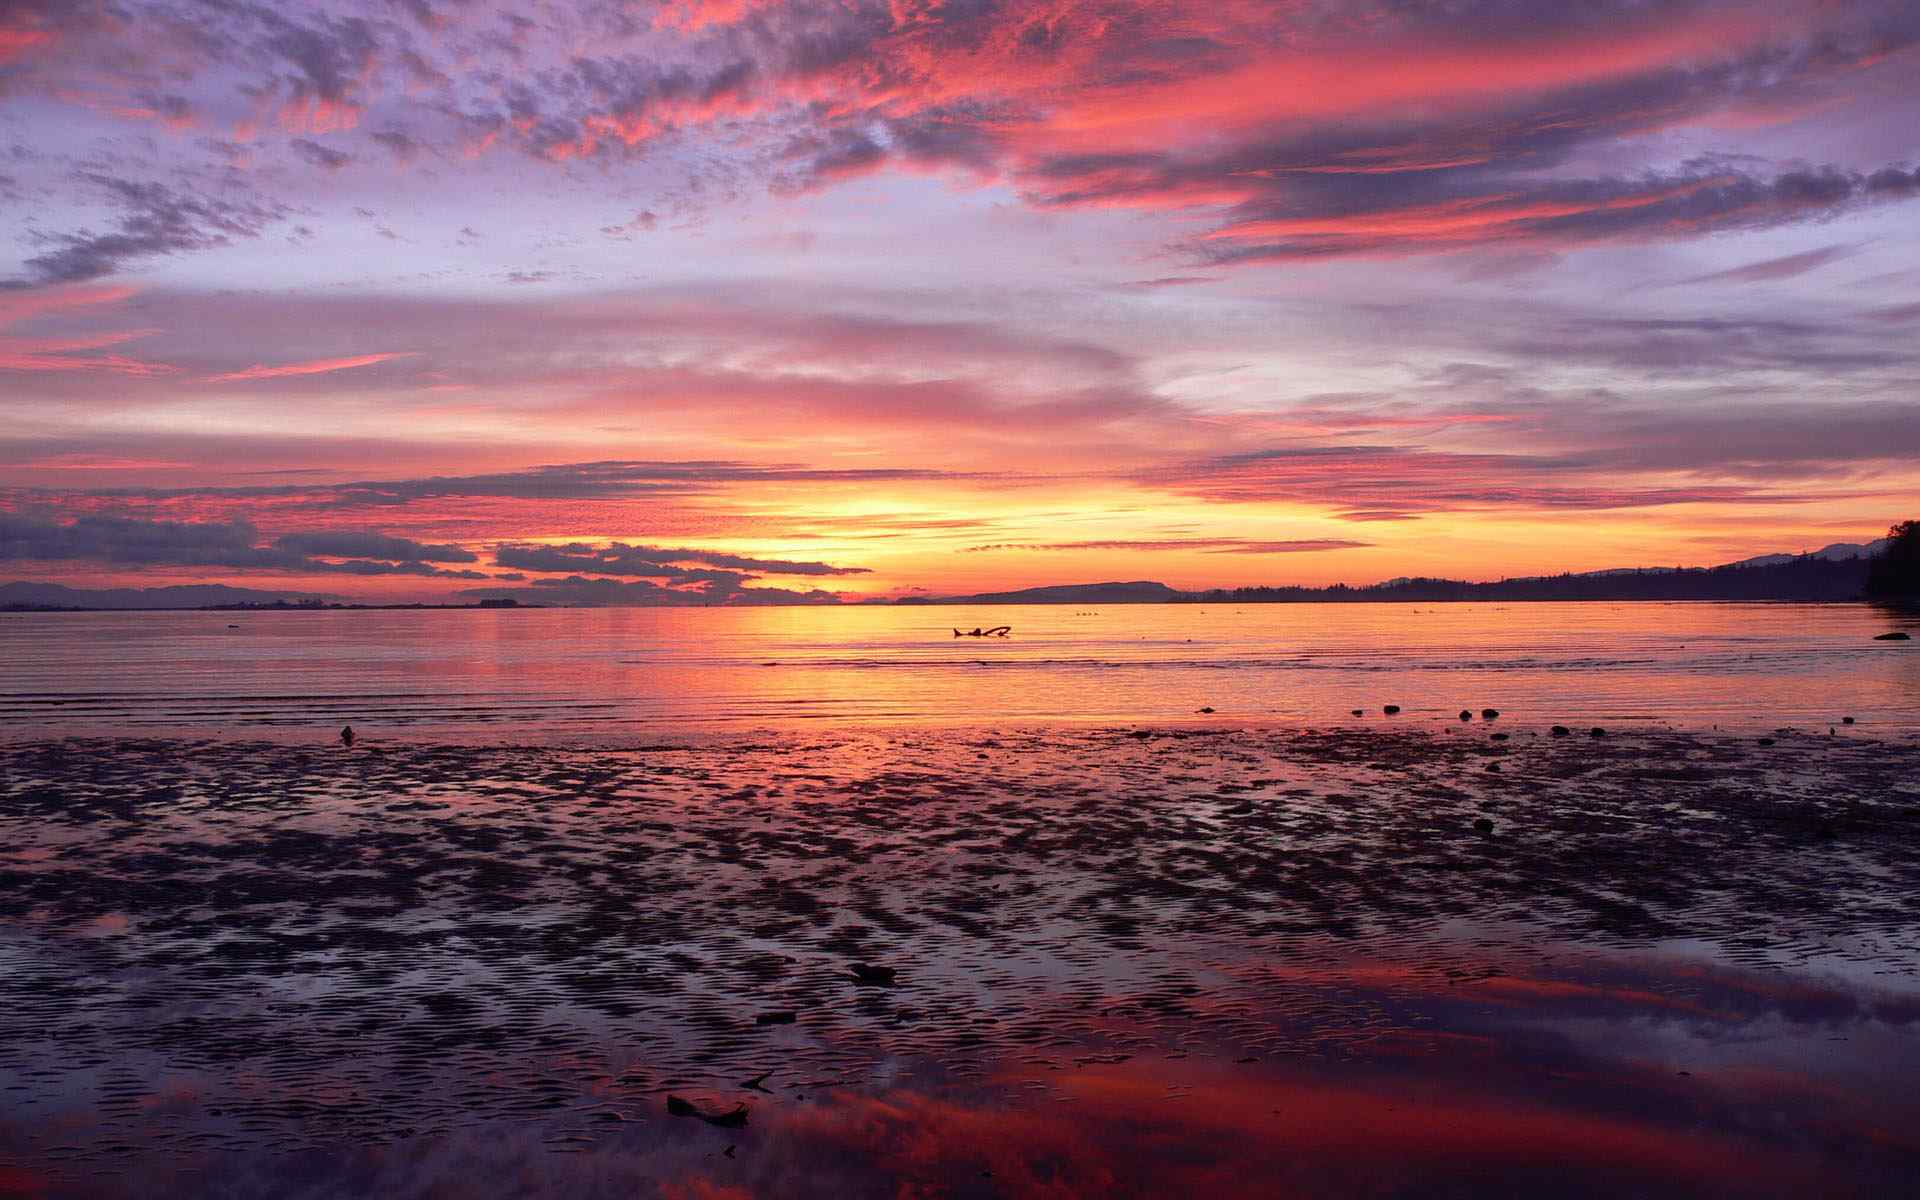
6,946 -> 1916,1199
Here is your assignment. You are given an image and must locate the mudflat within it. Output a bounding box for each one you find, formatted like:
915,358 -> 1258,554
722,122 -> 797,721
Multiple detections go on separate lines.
3,724 -> 1918,1198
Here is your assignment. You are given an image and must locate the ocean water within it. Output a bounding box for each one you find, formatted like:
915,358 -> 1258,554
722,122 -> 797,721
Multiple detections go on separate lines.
2,600 -> 1914,738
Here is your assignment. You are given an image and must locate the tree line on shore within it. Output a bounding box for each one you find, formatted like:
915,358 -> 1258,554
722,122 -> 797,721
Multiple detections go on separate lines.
1176,522 -> 1920,605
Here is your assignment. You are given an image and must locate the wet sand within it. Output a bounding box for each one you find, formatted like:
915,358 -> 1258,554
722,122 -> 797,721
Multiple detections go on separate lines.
3,723 -> 1919,1197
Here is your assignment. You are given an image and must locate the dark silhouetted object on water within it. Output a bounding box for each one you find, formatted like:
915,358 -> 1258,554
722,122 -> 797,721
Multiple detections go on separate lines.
1876,632 -> 1911,641
1383,704 -> 1401,714
340,725 -> 355,747
1866,520 -> 1919,599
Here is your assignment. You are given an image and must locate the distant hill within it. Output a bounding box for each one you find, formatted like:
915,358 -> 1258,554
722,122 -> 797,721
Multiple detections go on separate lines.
908,540 -> 1897,605
900,581 -> 1181,605
0,582 -> 340,611
1180,556 -> 1873,604
1184,544 -> 1889,604
1722,538 -> 1891,571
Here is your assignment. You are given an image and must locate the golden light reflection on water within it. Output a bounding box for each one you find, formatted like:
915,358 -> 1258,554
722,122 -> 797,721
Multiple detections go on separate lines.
1,601 -> 1914,737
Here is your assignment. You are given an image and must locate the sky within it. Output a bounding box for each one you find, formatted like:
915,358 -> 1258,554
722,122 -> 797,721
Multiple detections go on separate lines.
2,0 -> 1919,605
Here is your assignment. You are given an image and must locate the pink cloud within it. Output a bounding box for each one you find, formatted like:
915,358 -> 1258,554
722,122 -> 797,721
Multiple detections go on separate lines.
207,352 -> 415,384
0,287 -> 173,377
0,332 -> 176,377
277,95 -> 363,135
652,0 -> 776,33
50,86 -> 196,129
0,285 -> 140,327
0,23 -> 53,64
16,454 -> 196,470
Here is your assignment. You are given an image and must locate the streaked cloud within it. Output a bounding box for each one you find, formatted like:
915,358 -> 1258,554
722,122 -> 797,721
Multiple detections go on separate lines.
1675,243 -> 1860,286
208,353 -> 415,384
964,539 -> 1371,555
0,513 -> 486,577
8,174 -> 286,287
494,541 -> 869,578
457,575 -> 845,607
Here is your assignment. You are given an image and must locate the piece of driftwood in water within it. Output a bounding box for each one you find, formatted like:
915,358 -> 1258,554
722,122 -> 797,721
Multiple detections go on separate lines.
953,626 -> 1012,637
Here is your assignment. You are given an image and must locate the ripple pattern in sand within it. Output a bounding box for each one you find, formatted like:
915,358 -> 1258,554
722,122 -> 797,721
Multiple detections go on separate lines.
3,726 -> 1919,1170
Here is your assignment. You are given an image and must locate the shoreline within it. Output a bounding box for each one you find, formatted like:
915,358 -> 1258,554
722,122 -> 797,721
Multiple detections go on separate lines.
6,713 -> 1918,750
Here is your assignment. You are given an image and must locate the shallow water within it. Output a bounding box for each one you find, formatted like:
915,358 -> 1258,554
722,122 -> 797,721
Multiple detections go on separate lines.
9,946 -> 1916,1199
1,601 -> 1915,738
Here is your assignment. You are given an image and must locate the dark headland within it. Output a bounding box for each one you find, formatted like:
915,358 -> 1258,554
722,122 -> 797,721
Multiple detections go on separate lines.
905,529 -> 1920,606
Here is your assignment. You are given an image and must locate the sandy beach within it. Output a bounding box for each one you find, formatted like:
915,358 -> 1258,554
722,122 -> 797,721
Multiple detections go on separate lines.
4,722 -> 1919,1197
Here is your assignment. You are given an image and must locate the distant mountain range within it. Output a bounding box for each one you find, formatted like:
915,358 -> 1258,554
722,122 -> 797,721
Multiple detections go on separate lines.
894,581 -> 1180,606
1720,539 -> 1891,570
0,538 -> 1901,610
910,539 -> 1898,606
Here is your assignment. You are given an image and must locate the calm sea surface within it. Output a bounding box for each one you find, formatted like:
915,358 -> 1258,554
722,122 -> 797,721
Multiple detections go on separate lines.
2,600 -> 1914,738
